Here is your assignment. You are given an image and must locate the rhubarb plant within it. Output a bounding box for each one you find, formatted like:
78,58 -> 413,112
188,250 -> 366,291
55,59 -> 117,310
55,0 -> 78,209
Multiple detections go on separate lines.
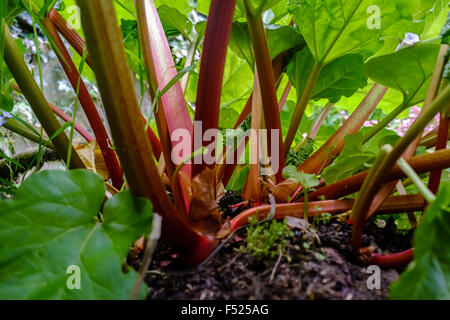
0,0 -> 449,300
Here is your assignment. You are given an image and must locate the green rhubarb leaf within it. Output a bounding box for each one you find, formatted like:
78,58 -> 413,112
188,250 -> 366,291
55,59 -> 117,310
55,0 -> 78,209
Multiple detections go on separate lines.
266,25 -> 305,59
322,133 -> 372,184
441,10 -> 450,80
4,0 -> 25,24
288,0 -> 399,64
154,0 -> 192,15
226,164 -> 250,196
196,0 -> 211,16
365,44 -> 441,106
441,10 -> 450,43
390,183 -> 450,300
0,170 -> 152,300
421,0 -> 449,40
186,49 -> 253,111
287,47 -> 367,103
322,130 -> 399,184
121,19 -> 141,75
229,22 -> 305,68
0,83 -> 14,112
158,4 -> 193,41
282,165 -> 320,189
229,22 -> 254,67
219,107 -> 240,130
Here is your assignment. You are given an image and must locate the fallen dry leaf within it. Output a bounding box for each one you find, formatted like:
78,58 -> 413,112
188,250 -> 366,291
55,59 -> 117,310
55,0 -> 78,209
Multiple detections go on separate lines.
358,246 -> 377,264
74,139 -> 109,180
263,179 -> 298,203
216,217 -> 233,239
189,167 -> 222,236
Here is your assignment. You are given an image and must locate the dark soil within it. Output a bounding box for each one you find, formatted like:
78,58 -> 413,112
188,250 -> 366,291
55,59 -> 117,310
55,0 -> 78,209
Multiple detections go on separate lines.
144,214 -> 413,300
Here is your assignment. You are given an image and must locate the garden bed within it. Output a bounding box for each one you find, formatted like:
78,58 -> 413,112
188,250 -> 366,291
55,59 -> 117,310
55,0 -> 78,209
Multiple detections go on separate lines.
145,218 -> 411,300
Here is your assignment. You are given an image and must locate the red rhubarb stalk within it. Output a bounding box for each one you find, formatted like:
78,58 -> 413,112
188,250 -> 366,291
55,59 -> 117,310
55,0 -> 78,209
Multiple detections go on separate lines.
49,102 -> 94,142
278,82 -> 291,111
49,9 -> 92,67
299,83 -> 388,174
350,84 -> 450,251
231,194 -> 425,230
363,44 -> 449,221
193,0 -> 236,176
308,148 -> 450,201
49,8 -> 162,159
243,68 -> 262,203
11,83 -> 94,142
244,1 -> 286,181
220,55 -> 286,186
426,45 -> 450,193
135,0 -> 193,178
76,0 -> 216,265
370,249 -> 414,268
42,17 -> 124,188
428,111 -> 449,193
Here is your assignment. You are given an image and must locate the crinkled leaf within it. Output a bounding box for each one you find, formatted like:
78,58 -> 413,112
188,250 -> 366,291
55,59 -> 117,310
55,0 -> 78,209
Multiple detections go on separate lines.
365,44 -> 441,106
219,107 -> 240,130
440,9 -> 450,43
390,183 -> 450,300
4,0 -> 24,24
0,170 -> 152,300
444,61 -> 450,80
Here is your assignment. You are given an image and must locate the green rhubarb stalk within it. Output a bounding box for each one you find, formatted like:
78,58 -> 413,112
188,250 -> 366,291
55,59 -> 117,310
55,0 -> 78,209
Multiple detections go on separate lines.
389,145 -> 436,204
284,62 -> 323,154
362,103 -> 407,143
350,84 -> 450,251
76,0 -> 215,265
299,83 -> 388,174
3,118 -> 54,149
2,23 -> 84,169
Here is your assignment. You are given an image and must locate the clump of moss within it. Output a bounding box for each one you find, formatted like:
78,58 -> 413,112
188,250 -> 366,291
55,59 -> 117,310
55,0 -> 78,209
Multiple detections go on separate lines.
244,216 -> 294,262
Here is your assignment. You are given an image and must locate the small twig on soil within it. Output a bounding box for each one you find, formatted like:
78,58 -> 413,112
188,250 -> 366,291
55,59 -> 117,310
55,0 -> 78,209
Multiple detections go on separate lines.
269,248 -> 283,284
217,253 -> 241,273
131,214 -> 162,300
